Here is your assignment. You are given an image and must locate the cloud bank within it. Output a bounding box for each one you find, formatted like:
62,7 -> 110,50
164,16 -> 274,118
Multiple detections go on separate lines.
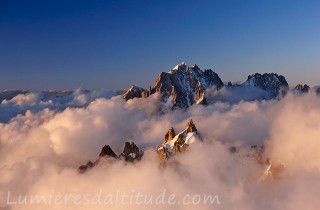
0,89 -> 116,123
1,89 -> 320,209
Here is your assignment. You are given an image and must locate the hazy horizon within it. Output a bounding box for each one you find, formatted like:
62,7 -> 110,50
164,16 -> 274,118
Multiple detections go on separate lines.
0,62 -> 318,91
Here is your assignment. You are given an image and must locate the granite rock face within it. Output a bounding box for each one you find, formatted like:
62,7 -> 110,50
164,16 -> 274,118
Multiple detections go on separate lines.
162,127 -> 175,144
185,119 -> 197,132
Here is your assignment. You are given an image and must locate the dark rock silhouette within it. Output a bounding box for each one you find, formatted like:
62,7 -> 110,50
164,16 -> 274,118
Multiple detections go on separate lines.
119,142 -> 144,161
294,84 -> 310,93
79,142 -> 143,173
99,145 -> 117,158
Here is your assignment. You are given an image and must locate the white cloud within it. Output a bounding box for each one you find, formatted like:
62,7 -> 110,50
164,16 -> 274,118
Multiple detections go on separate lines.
1,91 -> 320,209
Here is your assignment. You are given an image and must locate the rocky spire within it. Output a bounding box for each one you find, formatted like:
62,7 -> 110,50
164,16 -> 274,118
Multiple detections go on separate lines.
99,145 -> 117,158
294,84 -> 310,93
196,82 -> 207,105
122,142 -> 139,154
79,145 -> 117,173
119,142 -> 144,161
192,64 -> 200,70
186,119 -> 197,132
163,127 -> 176,144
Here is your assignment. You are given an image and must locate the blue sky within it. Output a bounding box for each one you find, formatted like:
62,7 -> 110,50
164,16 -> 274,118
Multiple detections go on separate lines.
0,0 -> 319,90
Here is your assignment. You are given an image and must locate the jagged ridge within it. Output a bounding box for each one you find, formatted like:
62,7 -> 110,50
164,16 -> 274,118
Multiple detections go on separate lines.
78,118 -> 284,181
243,73 -> 289,97
79,142 -> 143,173
157,119 -> 202,164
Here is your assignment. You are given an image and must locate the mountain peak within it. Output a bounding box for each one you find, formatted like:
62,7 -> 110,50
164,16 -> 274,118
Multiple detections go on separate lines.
79,142 -> 143,172
123,62 -> 224,108
119,142 -> 143,161
186,118 -> 197,132
123,85 -> 149,101
99,145 -> 117,158
294,84 -> 310,93
243,73 -> 289,97
192,64 -> 200,70
172,62 -> 189,71
163,127 -> 175,144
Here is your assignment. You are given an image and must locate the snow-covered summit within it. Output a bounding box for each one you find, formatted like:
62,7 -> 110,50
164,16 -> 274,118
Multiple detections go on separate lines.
123,62 -> 224,108
172,62 -> 189,71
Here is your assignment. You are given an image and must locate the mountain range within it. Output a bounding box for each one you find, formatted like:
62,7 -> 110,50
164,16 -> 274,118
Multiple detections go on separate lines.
0,62 -> 316,108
